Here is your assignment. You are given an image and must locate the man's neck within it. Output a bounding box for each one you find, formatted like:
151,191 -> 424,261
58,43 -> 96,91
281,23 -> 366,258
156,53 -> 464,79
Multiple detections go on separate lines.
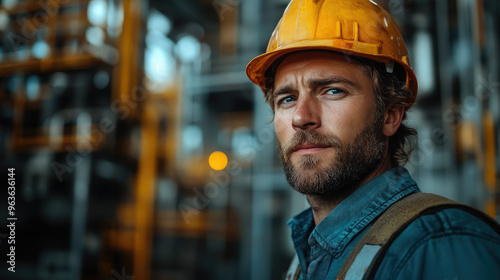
308,157 -> 393,226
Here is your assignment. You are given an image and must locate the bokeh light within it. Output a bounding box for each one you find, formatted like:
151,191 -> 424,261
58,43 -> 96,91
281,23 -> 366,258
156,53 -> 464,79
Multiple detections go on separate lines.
209,151 -> 228,171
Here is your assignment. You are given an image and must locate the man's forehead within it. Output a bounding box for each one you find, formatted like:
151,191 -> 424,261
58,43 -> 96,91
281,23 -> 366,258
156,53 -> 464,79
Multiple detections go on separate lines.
273,51 -> 368,84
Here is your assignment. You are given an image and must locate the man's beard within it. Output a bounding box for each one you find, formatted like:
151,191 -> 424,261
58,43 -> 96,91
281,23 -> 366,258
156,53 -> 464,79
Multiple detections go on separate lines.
278,113 -> 386,196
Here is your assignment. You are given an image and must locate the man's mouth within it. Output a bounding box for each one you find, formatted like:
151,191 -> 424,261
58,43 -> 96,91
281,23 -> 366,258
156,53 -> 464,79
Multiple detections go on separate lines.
292,143 -> 330,155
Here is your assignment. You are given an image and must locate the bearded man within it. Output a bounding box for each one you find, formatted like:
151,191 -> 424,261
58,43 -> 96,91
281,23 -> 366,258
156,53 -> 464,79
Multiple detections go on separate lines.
246,0 -> 500,279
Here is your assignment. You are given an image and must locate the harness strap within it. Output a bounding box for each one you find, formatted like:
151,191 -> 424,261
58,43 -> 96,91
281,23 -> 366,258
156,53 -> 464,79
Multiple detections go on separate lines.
284,254 -> 301,280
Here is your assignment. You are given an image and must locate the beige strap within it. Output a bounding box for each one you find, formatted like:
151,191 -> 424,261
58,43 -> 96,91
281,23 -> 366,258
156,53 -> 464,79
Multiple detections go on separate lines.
293,266 -> 301,280
285,254 -> 301,280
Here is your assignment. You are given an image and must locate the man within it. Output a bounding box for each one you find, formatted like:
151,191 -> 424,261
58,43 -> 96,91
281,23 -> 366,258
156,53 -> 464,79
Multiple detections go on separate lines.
246,0 -> 500,279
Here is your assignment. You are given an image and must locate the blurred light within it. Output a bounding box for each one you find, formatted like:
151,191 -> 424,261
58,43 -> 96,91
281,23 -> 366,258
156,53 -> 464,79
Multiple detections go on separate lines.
86,26 -> 105,46
101,45 -> 119,64
218,129 -> 232,147
145,45 -> 175,85
36,26 -> 49,40
184,22 -> 205,39
232,127 -> 255,159
148,9 -> 171,35
26,75 -> 40,100
15,45 -> 30,61
146,30 -> 174,51
201,43 -> 211,61
93,70 -> 110,89
85,233 -> 100,254
182,125 -> 203,156
87,0 -> 107,26
175,35 -> 201,62
32,40 -> 50,59
7,76 -> 23,94
157,179 -> 178,208
2,0 -> 16,10
412,14 -> 434,96
51,72 -> 68,94
95,159 -> 116,179
453,39 -> 472,73
413,31 -> 435,95
107,0 -> 123,38
209,151 -> 228,171
67,39 -> 79,53
69,19 -> 80,35
0,10 -> 9,30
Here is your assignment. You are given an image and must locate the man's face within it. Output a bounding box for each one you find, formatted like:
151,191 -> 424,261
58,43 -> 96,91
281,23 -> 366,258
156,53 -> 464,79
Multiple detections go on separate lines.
273,51 -> 387,196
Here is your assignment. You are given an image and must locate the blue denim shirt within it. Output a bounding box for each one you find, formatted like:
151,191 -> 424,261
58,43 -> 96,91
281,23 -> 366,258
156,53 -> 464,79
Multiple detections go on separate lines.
288,167 -> 500,279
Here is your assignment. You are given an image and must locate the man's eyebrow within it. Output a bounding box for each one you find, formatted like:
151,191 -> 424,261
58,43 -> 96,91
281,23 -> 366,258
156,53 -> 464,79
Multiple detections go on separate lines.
273,84 -> 295,97
272,77 -> 360,97
307,77 -> 359,89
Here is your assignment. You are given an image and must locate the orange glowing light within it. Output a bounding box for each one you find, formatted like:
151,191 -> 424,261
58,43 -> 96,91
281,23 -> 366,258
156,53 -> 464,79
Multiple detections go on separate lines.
209,151 -> 228,171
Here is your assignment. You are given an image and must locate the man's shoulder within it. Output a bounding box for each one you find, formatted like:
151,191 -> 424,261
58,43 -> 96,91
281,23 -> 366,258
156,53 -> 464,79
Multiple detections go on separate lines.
376,207 -> 500,279
404,207 -> 500,239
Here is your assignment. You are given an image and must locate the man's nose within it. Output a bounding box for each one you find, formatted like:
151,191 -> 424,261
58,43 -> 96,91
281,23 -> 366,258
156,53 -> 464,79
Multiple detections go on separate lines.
292,96 -> 321,130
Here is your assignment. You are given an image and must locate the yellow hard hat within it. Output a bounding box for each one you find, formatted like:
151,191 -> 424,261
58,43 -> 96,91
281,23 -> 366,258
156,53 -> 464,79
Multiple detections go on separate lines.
246,0 -> 418,106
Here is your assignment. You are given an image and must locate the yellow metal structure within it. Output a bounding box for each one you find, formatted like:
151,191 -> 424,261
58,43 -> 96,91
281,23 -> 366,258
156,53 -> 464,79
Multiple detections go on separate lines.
246,0 -> 418,105
133,99 -> 159,280
483,111 -> 497,193
113,0 -> 143,119
483,111 -> 498,217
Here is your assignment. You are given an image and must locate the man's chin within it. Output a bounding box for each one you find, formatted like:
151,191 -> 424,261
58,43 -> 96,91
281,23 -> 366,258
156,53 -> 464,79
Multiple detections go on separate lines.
291,154 -> 337,170
290,178 -> 339,196
286,165 -> 340,195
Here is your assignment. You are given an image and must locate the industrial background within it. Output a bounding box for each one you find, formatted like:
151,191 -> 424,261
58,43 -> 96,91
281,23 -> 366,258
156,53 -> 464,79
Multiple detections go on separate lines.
0,0 -> 498,279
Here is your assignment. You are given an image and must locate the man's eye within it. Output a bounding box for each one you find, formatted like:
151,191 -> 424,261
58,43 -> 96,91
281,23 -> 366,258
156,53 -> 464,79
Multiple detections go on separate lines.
278,96 -> 296,105
325,88 -> 344,95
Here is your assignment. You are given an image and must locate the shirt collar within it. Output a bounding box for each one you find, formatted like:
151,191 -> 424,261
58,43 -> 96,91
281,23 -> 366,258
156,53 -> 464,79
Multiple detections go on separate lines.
288,167 -> 419,258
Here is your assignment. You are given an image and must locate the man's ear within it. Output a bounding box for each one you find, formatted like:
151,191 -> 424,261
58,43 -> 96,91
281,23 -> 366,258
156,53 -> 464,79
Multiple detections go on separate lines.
383,104 -> 405,137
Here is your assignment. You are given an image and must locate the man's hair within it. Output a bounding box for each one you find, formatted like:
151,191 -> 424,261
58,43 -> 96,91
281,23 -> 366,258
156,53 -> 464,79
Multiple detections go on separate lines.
263,52 -> 417,167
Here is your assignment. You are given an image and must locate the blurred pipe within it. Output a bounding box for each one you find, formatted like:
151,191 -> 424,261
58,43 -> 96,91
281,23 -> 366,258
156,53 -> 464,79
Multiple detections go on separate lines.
457,0 -> 488,208
245,0 -> 269,279
456,0 -> 474,204
112,0 -> 144,119
12,86 -> 25,144
457,0 -> 475,103
69,112 -> 92,280
483,1 -> 500,220
49,113 -> 64,145
436,0 -> 460,200
484,2 -> 500,121
250,86 -> 274,280
483,112 -> 497,194
470,0 -> 489,210
475,0 -> 486,47
133,100 -> 159,280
